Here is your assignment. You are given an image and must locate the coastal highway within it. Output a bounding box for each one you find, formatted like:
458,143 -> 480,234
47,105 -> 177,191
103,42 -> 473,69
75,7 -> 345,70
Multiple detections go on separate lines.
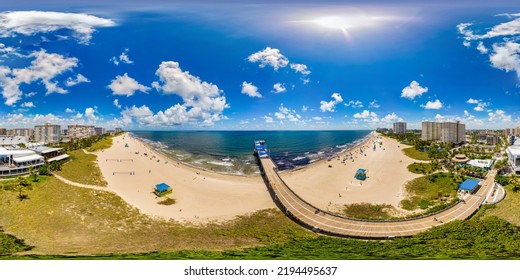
260,157 -> 497,238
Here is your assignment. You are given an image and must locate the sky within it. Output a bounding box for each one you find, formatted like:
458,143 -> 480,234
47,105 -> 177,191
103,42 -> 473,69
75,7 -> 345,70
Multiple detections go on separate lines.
0,0 -> 519,130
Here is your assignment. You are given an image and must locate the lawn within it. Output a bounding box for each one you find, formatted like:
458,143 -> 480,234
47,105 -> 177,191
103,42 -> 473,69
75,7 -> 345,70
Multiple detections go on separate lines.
402,147 -> 430,161
407,162 -> 440,174
55,149 -> 107,186
482,186 -> 520,226
342,203 -> 393,220
86,137 -> 113,152
5,216 -> 520,259
0,177 -> 312,255
400,173 -> 462,211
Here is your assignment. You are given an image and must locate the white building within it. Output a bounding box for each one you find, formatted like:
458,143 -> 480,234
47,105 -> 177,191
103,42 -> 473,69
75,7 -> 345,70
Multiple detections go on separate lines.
0,147 -> 44,177
506,145 -> 520,174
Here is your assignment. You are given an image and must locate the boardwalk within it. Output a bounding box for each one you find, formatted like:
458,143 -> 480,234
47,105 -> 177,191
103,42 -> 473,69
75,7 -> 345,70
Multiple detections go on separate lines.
260,157 -> 496,238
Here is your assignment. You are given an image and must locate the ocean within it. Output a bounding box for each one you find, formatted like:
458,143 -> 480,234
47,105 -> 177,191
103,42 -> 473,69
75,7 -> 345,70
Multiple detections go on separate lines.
130,130 -> 372,175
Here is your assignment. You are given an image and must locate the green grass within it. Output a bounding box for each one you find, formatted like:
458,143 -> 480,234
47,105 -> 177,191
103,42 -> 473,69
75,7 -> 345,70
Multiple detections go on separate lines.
86,137 -> 113,152
402,147 -> 430,161
0,177 -> 311,255
400,173 -> 462,211
407,162 -> 440,174
342,203 -> 392,220
4,216 -> 519,259
55,150 -> 107,186
0,230 -> 32,255
482,185 -> 520,226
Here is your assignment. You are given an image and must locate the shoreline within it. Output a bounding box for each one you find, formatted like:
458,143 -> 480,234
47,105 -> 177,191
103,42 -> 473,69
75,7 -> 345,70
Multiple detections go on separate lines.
130,130 -> 375,177
129,132 -> 260,178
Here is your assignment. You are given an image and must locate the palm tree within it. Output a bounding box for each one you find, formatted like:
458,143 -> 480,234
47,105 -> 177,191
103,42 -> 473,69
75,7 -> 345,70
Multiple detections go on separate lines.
14,176 -> 31,201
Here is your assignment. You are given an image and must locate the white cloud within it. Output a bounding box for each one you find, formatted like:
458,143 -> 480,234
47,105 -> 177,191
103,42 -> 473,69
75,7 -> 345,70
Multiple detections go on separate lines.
263,116 -> 274,123
0,43 -> 18,57
151,61 -> 228,126
247,47 -> 289,71
353,110 -> 380,123
84,107 -> 99,123
65,108 -> 74,113
21,101 -> 34,108
458,16 -> 520,42
241,81 -> 262,98
477,41 -> 489,54
121,105 -> 154,126
271,104 -> 303,123
381,112 -> 402,123
274,112 -> 286,120
272,82 -> 286,94
345,100 -> 363,108
302,105 -> 308,112
74,113 -> 83,119
113,99 -> 121,109
0,11 -> 115,44
110,48 -> 134,66
319,92 -> 343,112
0,49 -> 78,106
488,109 -> 512,123
489,41 -> 520,79
421,99 -> 443,110
312,116 -> 322,121
65,73 -> 89,87
239,120 -> 249,125
401,80 -> 428,100
290,63 -> 311,75
369,100 -> 380,108
108,73 -> 150,97
466,98 -> 489,111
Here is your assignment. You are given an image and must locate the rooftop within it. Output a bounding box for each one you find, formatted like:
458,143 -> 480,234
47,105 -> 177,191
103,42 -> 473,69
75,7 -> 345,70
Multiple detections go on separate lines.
458,179 -> 480,192
507,145 -> 520,156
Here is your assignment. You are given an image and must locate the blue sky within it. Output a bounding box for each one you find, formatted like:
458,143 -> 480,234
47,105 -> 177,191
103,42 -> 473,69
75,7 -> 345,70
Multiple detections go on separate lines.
0,1 -> 519,130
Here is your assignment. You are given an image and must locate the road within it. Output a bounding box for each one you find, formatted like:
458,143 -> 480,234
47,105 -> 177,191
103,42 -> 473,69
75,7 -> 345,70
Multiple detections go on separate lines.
260,157 -> 496,238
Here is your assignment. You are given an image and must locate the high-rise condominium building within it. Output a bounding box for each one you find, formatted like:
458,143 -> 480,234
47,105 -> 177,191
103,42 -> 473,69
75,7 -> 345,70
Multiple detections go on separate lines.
393,122 -> 407,135
34,123 -> 61,144
68,125 -> 96,139
421,121 -> 465,144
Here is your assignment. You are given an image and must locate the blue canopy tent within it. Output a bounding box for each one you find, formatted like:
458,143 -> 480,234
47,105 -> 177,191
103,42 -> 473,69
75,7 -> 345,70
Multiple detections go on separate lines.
154,182 -> 172,197
458,179 -> 480,194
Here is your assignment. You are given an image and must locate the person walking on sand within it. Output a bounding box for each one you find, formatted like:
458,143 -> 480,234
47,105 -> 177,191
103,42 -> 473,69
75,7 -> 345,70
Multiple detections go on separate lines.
149,169 -> 151,173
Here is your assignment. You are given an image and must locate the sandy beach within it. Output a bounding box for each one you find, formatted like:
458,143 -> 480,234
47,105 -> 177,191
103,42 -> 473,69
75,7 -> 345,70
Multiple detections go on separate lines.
96,134 -> 275,224
94,132 -> 422,223
280,133 -> 423,212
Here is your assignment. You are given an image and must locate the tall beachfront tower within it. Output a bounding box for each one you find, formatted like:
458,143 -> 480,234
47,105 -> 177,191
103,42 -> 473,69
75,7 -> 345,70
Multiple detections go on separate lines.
34,123 -> 61,144
393,122 -> 407,135
68,124 -> 96,139
421,121 -> 465,144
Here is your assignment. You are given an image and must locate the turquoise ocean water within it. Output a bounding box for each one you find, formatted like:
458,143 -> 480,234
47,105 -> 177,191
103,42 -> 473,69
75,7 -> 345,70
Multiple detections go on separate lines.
130,130 -> 372,175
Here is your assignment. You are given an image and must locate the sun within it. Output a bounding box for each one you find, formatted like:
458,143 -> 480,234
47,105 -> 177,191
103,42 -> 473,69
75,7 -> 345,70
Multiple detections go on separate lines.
311,16 -> 353,38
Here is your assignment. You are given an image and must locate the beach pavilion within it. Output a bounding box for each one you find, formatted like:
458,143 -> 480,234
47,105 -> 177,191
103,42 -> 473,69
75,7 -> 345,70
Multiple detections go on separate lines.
458,179 -> 480,194
154,182 -> 172,197
354,168 -> 367,181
